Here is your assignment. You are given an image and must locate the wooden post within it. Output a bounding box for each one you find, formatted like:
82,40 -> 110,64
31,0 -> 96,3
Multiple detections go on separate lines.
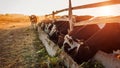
52,11 -> 55,20
68,0 -> 74,32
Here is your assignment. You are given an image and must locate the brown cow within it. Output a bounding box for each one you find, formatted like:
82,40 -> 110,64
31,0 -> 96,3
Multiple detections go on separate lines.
29,15 -> 37,29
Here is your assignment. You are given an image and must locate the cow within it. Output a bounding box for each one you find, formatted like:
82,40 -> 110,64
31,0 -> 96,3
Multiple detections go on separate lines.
58,26 -> 84,49
38,20 -> 54,34
44,22 -> 54,34
48,20 -> 70,44
38,20 -> 69,44
74,22 -> 120,64
62,24 -> 100,58
38,22 -> 45,30
38,19 -> 71,47
29,15 -> 37,29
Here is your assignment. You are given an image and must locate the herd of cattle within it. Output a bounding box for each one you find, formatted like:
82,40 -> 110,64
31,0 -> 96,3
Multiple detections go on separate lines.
38,18 -> 120,64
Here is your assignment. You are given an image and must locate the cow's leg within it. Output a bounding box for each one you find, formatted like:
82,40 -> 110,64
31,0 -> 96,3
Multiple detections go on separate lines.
34,23 -> 37,30
31,22 -> 34,29
30,22 -> 36,30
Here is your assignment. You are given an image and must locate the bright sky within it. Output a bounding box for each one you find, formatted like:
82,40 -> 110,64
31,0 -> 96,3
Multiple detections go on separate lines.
0,0 -> 120,16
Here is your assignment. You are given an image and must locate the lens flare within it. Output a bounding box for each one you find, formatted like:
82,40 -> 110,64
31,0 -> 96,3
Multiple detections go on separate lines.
98,6 -> 115,16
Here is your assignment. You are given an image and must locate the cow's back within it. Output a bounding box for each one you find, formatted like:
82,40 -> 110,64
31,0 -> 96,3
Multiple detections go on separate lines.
54,21 -> 69,35
70,24 -> 100,41
74,23 -> 120,64
85,22 -> 120,53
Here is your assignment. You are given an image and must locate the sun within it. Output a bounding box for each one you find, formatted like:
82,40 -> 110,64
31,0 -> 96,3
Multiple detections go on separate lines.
98,6 -> 115,16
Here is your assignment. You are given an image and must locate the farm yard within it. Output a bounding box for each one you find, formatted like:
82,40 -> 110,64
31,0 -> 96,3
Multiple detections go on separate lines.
0,14 -> 120,68
0,0 -> 120,68
0,14 -> 70,68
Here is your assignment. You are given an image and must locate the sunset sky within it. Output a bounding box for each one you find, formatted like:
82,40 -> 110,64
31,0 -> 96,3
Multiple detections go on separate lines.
0,0 -> 120,16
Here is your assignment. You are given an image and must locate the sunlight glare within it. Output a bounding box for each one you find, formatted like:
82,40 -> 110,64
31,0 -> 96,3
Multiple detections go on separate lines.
98,6 -> 115,16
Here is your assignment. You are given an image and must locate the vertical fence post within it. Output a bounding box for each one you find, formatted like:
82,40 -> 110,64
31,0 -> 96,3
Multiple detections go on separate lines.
52,11 -> 55,20
68,0 -> 74,32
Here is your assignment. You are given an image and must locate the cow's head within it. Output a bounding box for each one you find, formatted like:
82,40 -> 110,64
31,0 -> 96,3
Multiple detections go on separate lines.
74,44 -> 92,64
49,24 -> 57,36
29,15 -> 37,23
63,35 -> 83,54
39,22 -> 45,30
44,23 -> 53,34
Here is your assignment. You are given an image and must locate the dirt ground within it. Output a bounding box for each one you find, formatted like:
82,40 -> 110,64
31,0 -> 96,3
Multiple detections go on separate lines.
0,21 -> 39,68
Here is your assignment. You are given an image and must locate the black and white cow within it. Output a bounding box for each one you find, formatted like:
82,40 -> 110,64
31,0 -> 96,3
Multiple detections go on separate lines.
38,20 -> 70,46
38,20 -> 54,34
62,24 -> 100,58
38,22 -> 45,30
49,20 -> 70,44
56,23 -> 87,48
74,22 -> 120,64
